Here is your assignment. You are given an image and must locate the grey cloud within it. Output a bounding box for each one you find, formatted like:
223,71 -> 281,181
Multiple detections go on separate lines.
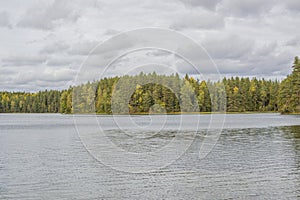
39,68 -> 76,82
80,54 -> 111,70
17,0 -> 81,30
175,58 -> 218,75
69,33 -> 137,57
2,55 -> 47,66
0,67 -> 16,75
46,57 -> 76,66
170,11 -> 224,30
178,0 -> 222,10
177,59 -> 265,76
203,35 -> 254,60
200,37 -> 291,77
200,52 -> 290,77
254,42 -> 277,57
286,37 -> 300,46
92,34 -> 137,55
284,0 -> 300,11
0,68 -> 13,83
0,75 -> 12,83
13,67 -> 76,85
146,50 -> 171,57
67,40 -> 99,56
40,42 -> 70,54
0,11 -> 12,28
245,51 -> 294,76
14,71 -> 35,84
35,80 -> 71,88
104,29 -> 121,36
82,29 -> 229,77
219,0 -> 275,17
215,60 -> 248,74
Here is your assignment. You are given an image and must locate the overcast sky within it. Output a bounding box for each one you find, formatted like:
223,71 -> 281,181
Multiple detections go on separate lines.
0,0 -> 299,91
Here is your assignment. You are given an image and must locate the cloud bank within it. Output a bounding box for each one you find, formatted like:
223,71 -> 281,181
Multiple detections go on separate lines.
0,0 -> 299,91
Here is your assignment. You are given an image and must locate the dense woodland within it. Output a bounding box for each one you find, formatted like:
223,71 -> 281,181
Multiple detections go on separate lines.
1,58 -> 299,114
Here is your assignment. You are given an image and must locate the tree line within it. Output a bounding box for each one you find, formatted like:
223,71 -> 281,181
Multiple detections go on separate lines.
1,58 -> 299,114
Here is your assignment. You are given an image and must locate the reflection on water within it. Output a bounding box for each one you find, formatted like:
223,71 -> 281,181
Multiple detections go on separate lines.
0,114 -> 299,199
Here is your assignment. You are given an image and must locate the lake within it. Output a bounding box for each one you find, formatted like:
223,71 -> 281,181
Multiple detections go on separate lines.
0,113 -> 300,199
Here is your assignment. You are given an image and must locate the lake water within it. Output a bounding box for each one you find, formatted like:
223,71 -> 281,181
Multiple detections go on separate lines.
0,113 -> 300,199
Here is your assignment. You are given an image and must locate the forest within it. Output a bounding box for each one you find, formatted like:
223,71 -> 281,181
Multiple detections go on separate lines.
0,57 -> 299,114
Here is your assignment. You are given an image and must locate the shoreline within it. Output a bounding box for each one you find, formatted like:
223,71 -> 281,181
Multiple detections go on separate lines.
1,111 -> 299,115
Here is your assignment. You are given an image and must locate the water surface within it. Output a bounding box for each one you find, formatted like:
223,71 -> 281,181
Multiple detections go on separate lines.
0,114 -> 300,199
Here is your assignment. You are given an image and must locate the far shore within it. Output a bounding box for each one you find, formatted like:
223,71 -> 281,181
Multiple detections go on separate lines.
2,111 -> 299,115
63,111 -> 299,115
